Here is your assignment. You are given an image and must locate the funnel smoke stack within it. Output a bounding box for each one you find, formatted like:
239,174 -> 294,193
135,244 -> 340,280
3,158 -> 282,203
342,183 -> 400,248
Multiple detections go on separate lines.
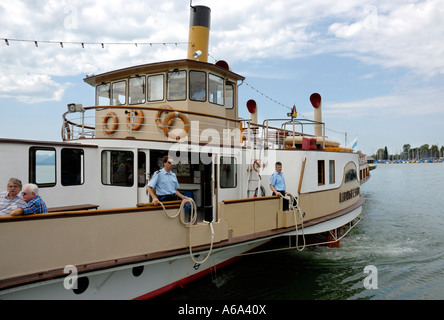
310,93 -> 322,137
187,6 -> 211,63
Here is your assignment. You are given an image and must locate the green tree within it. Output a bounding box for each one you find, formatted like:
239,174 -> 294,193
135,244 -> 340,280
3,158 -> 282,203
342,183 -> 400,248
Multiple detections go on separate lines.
420,144 -> 430,159
431,145 -> 439,159
403,144 -> 411,159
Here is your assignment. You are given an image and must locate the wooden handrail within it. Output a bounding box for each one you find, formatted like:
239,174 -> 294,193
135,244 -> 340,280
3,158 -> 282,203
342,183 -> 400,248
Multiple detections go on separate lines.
0,201 -> 182,223
222,195 -> 278,204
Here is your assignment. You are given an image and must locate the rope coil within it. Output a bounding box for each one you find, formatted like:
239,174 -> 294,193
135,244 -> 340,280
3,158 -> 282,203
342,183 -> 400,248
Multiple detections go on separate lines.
158,198 -> 214,265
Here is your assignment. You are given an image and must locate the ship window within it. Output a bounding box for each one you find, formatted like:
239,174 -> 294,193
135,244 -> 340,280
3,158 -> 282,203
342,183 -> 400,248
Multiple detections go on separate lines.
329,160 -> 335,184
148,74 -> 164,101
101,150 -> 134,187
138,151 -> 146,187
167,70 -> 186,101
129,76 -> 146,105
345,169 -> 357,183
190,71 -> 206,101
29,147 -> 56,187
318,160 -> 325,185
61,148 -> 84,186
209,74 -> 224,105
112,81 -> 126,105
220,156 -> 237,188
96,82 -> 110,106
225,83 -> 234,109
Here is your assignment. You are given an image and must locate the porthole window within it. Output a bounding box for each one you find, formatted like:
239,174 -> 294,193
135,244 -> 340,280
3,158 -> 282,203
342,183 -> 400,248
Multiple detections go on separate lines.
73,276 -> 89,295
345,169 -> 357,183
132,266 -> 144,277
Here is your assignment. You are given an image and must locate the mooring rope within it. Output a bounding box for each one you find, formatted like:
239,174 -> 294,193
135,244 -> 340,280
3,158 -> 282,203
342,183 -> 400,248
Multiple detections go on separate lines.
285,193 -> 306,251
158,198 -> 214,265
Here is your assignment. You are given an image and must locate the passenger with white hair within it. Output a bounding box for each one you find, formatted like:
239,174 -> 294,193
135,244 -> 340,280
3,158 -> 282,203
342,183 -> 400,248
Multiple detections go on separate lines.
9,183 -> 48,216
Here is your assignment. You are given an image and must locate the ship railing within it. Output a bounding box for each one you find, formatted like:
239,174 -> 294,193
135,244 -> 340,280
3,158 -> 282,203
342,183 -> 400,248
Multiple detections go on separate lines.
62,105 -> 323,150
241,118 -> 325,150
62,105 -> 244,143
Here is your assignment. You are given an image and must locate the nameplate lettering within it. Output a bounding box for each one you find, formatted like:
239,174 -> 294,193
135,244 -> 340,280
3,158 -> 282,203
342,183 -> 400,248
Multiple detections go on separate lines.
339,187 -> 360,202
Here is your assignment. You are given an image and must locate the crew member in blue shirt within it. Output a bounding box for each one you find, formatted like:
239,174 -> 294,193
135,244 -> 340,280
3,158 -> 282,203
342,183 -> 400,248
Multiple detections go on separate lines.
270,161 -> 291,211
9,183 -> 48,216
146,156 -> 187,205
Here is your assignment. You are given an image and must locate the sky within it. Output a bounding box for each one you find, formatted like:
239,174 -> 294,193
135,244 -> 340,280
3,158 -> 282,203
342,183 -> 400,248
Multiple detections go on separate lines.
1,0 -> 444,156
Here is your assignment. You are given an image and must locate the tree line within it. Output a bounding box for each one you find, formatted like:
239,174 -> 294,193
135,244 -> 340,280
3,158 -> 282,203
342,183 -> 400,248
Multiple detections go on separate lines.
373,144 -> 444,161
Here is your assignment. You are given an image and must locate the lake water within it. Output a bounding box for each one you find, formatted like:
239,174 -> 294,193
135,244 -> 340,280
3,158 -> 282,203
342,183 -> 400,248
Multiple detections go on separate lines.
158,163 -> 444,300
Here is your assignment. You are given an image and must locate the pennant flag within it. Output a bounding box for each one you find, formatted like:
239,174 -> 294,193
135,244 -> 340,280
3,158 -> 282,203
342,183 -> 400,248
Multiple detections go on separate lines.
350,137 -> 358,149
291,105 -> 297,118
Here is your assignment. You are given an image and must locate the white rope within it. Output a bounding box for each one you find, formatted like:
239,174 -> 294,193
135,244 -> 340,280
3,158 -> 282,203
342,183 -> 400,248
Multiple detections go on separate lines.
285,193 -> 306,251
159,198 -> 214,265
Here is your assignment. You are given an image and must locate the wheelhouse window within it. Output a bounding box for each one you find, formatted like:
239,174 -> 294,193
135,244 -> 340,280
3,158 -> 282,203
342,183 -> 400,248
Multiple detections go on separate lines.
129,76 -> 146,105
225,83 -> 234,109
29,147 -> 56,187
61,148 -> 84,186
317,160 -> 325,186
101,150 -> 134,187
112,80 -> 126,105
209,74 -> 224,105
148,74 -> 164,101
167,70 -> 186,101
190,71 -> 206,101
96,82 -> 111,106
220,156 -> 237,188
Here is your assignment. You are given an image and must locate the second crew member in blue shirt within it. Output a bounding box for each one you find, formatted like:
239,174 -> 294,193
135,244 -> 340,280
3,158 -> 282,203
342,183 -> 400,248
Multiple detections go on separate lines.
146,156 -> 187,205
269,161 -> 291,211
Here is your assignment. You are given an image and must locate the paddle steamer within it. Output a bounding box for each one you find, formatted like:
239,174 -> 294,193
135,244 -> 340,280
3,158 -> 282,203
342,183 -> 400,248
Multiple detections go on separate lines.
0,5 -> 368,299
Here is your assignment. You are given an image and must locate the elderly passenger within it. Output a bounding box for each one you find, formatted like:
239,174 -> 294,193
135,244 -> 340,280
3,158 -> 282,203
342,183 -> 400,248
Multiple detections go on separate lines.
9,183 -> 48,216
0,178 -> 26,216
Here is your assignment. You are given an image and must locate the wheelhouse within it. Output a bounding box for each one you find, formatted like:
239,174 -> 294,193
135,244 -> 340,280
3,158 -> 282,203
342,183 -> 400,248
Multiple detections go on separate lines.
79,59 -> 244,141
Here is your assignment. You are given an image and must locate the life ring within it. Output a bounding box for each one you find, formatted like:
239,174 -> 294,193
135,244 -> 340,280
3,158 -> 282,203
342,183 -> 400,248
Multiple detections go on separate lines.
103,112 -> 118,134
253,160 -> 264,172
162,111 -> 190,140
126,109 -> 144,131
155,105 -> 174,132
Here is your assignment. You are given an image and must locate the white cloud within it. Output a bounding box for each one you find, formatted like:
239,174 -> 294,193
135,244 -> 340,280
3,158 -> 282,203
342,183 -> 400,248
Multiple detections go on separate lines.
1,0 -> 444,104
0,73 -> 67,103
327,0 -> 444,76
324,86 -> 444,119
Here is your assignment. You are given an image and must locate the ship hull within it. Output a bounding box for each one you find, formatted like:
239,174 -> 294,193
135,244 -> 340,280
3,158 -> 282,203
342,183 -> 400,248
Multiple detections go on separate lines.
0,204 -> 362,300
